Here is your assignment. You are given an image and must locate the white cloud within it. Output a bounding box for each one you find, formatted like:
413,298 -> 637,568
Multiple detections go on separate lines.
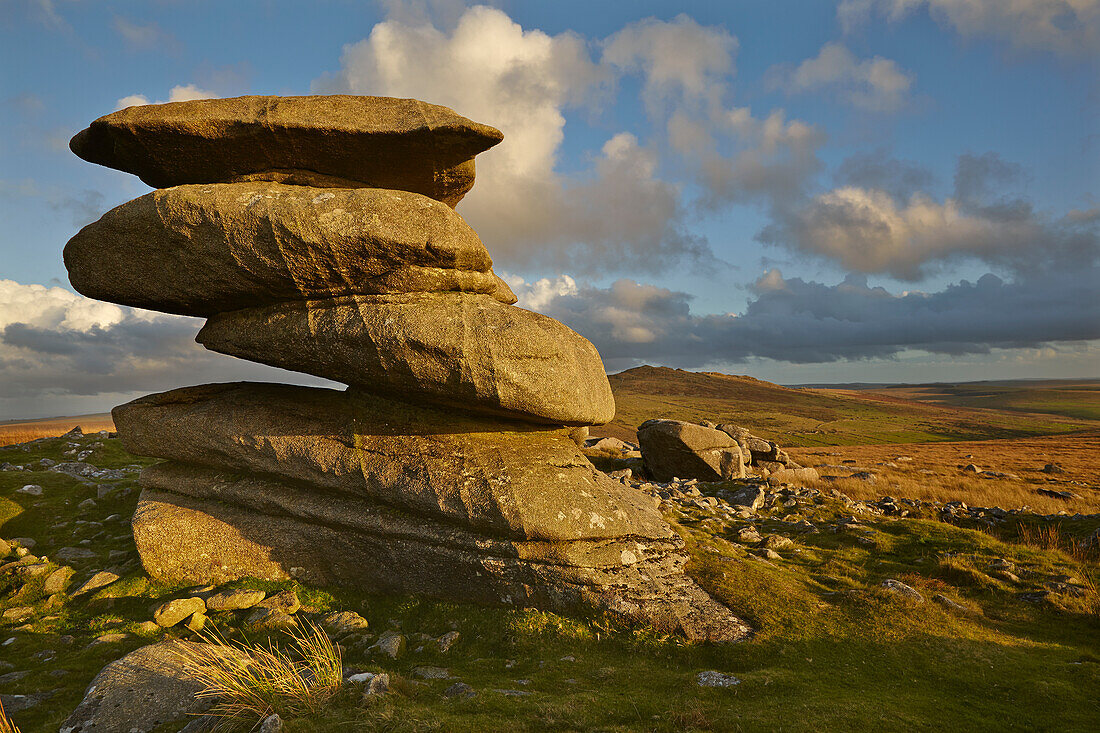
115,84 -> 218,110
113,16 -> 178,52
0,280 -> 330,418
314,4 -> 715,274
602,14 -> 738,112
759,152 -> 1099,279
839,0 -> 1100,57
767,42 -> 914,112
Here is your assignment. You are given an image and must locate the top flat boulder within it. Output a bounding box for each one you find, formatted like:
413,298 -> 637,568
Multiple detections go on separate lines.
69,95 -> 504,207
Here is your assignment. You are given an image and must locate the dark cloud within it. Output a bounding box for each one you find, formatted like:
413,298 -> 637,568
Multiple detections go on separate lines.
523,267 -> 1100,370
834,149 -> 936,201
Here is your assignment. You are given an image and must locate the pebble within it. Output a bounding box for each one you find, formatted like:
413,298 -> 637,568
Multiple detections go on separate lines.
696,670 -> 741,687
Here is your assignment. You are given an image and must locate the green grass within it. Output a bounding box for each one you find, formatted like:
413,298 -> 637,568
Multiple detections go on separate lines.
1,433 -> 1098,732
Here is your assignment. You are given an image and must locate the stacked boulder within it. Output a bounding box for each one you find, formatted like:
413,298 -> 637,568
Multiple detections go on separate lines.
64,95 -> 748,642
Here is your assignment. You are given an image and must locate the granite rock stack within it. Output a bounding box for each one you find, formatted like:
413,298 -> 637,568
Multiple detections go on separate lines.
65,95 -> 749,642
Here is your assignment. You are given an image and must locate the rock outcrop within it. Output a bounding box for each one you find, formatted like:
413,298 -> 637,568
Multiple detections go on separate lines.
66,95 -> 749,642
70,95 -> 503,205
637,420 -> 745,482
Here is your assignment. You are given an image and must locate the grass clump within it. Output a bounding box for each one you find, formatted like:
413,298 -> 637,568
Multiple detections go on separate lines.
174,620 -> 343,727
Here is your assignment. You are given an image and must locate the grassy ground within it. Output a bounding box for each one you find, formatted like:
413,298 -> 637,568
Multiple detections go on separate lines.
598,367 -> 1100,447
2,433 -> 1098,731
837,380 -> 1100,422
0,414 -> 114,448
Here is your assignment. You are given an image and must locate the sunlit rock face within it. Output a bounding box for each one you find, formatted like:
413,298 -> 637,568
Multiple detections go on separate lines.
66,95 -> 751,642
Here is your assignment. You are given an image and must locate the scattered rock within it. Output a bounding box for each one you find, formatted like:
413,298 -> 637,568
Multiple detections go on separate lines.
1039,463 -> 1065,474
366,673 -> 390,696
412,665 -> 451,679
256,589 -> 301,615
437,630 -> 460,653
933,594 -> 976,614
443,681 -> 475,698
43,566 -> 75,595
16,484 -> 43,496
71,570 -> 120,596
881,579 -> 924,603
696,670 -> 741,688
55,547 -> 97,562
204,588 -> 266,611
637,420 -> 745,482
260,713 -> 283,733
323,611 -> 371,635
244,607 -> 298,630
962,464 -> 982,473
153,597 -> 207,628
372,630 -> 406,659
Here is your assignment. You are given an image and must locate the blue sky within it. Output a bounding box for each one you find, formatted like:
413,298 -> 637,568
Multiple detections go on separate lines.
1,0 -> 1097,418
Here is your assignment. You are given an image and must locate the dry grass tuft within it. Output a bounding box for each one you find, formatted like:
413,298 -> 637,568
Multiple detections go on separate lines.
174,620 -> 343,727
0,698 -> 21,733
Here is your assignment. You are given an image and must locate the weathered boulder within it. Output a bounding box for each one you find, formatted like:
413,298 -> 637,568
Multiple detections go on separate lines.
114,383 -> 662,542
65,183 -> 516,317
59,640 -> 241,732
637,420 -> 745,482
69,95 -> 503,206
132,484 -> 750,643
765,467 -> 820,486
196,293 -> 614,426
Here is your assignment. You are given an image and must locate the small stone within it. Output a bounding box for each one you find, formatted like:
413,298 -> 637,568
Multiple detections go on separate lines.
204,588 -> 266,611
43,566 -> 75,595
346,672 -> 376,684
78,498 -> 97,509
16,484 -> 43,496
412,665 -> 450,680
932,594 -> 975,614
0,538 -> 10,558
71,570 -> 120,596
962,464 -> 982,473
2,607 -> 34,624
736,526 -> 763,544
443,681 -> 476,698
366,672 -> 390,696
696,670 -> 741,688
153,597 -> 207,627
55,547 -> 97,562
761,534 -> 793,551
437,630 -> 460,653
259,713 -> 283,733
89,632 -> 130,646
372,630 -> 406,659
135,621 -> 162,634
255,589 -> 300,615
185,612 -> 207,632
760,548 -> 782,561
323,610 -> 370,635
245,607 -> 297,630
881,579 -> 924,603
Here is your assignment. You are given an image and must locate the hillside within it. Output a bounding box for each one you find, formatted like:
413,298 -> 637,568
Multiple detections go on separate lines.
595,366 -> 1100,446
827,380 -> 1100,422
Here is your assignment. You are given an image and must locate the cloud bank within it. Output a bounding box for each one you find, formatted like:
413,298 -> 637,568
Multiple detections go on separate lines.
0,280 -> 329,418
510,268 -> 1100,370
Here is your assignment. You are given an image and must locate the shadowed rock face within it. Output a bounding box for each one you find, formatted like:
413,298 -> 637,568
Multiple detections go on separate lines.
69,95 -> 503,206
197,294 -> 615,426
64,183 -> 516,317
638,419 -> 746,482
113,382 -> 666,543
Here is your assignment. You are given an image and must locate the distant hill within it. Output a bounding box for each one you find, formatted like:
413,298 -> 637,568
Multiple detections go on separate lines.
595,366 -> 1100,446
